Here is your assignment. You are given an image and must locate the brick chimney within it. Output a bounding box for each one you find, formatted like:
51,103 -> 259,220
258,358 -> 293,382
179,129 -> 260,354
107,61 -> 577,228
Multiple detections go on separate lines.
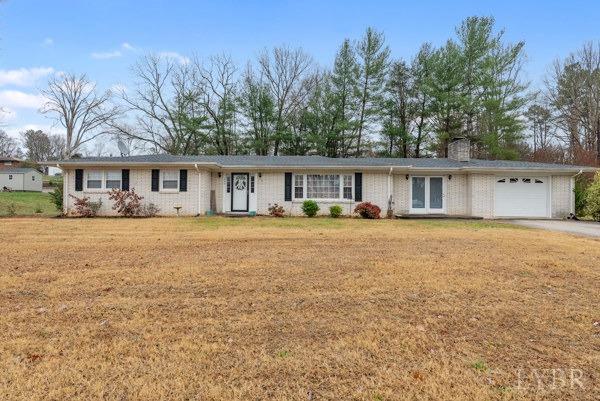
448,137 -> 470,162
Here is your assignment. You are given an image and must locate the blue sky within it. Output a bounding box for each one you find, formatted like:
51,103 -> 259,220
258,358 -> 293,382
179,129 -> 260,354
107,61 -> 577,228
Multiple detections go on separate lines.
1,0 -> 599,149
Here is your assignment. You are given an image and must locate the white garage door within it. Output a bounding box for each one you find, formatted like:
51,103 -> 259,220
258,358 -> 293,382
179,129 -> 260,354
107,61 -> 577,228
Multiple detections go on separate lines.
494,177 -> 549,218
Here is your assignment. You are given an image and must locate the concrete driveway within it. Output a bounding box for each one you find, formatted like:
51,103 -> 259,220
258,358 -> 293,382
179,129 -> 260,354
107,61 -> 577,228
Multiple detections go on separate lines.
510,219 -> 600,238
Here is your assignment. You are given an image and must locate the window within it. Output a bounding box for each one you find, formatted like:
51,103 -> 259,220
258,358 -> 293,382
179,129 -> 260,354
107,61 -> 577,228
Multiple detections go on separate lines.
32,175 -> 35,181
4,161 -> 12,165
294,174 -> 304,198
509,178 -> 518,183
535,179 -> 544,184
497,178 -> 506,183
250,175 -> 255,193
8,174 -> 13,180
161,170 -> 178,190
106,171 -> 121,189
307,174 -> 340,199
343,175 -> 353,199
86,171 -> 103,189
522,178 -> 531,183
226,175 -> 231,193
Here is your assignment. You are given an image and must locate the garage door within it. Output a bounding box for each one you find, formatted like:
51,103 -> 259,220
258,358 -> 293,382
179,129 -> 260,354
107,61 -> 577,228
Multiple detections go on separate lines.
494,177 -> 549,218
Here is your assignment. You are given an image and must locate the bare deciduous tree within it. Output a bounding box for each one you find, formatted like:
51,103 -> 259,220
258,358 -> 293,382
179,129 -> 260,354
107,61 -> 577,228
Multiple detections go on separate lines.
0,130 -> 22,157
194,54 -> 239,155
258,46 -> 315,155
112,54 -> 208,155
41,73 -> 119,158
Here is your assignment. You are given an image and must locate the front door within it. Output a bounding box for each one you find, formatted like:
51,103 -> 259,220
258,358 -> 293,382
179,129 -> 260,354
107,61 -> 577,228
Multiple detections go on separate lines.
231,173 -> 249,212
410,176 -> 445,214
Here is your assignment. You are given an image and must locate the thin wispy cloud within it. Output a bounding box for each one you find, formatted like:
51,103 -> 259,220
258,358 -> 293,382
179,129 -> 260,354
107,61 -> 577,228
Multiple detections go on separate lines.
42,37 -> 54,47
159,51 -> 190,65
0,67 -> 55,87
91,50 -> 122,60
91,42 -> 137,60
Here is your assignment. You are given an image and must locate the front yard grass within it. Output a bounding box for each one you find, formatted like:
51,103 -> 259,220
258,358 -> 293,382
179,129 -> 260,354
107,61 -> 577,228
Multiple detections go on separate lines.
0,191 -> 58,217
0,217 -> 598,400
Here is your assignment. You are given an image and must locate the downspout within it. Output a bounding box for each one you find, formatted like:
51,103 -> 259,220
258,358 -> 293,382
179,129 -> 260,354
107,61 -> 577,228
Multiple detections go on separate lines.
194,163 -> 202,216
387,167 -> 394,218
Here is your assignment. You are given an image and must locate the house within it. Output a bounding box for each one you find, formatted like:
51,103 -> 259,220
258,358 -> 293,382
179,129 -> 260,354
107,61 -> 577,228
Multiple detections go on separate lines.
49,139 -> 597,219
0,156 -> 23,170
0,168 -> 43,192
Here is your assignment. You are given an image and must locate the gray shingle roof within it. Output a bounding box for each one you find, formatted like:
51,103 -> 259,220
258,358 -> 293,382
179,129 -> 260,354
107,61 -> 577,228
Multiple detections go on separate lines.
50,154 -> 595,172
0,168 -> 40,174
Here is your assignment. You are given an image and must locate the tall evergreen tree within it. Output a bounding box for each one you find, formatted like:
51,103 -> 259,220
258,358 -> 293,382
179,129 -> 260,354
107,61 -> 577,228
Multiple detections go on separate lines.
355,27 -> 390,156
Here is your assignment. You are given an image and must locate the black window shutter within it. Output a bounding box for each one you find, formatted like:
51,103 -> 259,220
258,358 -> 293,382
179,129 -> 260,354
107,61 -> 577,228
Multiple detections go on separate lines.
284,172 -> 292,201
354,172 -> 362,201
122,169 -> 130,191
75,169 -> 83,191
151,169 -> 160,192
179,169 -> 188,192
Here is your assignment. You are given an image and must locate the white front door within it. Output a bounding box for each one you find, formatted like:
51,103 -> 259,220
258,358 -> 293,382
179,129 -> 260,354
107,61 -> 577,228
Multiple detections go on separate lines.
410,176 -> 446,214
231,173 -> 249,212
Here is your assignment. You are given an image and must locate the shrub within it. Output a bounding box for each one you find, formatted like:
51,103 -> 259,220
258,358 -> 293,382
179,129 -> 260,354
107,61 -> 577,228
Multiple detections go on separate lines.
69,195 -> 102,217
268,203 -> 285,217
108,188 -> 143,217
140,203 -> 160,217
49,183 -> 63,212
575,176 -> 591,216
329,204 -> 343,218
354,202 -> 381,219
301,199 -> 319,217
6,202 -> 16,217
584,172 -> 600,221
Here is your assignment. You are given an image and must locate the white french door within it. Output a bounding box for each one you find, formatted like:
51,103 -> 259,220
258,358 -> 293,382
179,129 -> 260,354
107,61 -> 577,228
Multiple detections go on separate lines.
410,176 -> 445,214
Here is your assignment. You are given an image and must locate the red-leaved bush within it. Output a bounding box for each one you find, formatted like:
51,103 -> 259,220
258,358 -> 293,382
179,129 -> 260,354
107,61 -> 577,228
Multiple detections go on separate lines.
354,202 -> 381,219
108,188 -> 143,217
268,203 -> 285,217
69,195 -> 102,217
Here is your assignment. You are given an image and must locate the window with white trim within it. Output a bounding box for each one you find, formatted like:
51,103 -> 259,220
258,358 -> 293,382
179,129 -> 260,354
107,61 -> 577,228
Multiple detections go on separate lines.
32,175 -> 36,181
106,171 -> 121,189
343,174 -> 353,199
294,174 -> 304,198
86,171 -> 103,189
161,170 -> 179,190
8,174 -> 13,180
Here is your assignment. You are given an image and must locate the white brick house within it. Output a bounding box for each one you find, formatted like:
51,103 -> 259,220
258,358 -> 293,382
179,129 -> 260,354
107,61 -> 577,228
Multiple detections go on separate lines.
52,140 -> 596,219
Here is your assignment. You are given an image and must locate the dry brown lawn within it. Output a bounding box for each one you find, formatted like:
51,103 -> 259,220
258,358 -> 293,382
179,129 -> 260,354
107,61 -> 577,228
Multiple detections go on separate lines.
1,217 -> 599,400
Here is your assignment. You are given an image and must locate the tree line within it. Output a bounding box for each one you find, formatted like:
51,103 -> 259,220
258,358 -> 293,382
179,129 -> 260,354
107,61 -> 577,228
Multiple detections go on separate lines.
2,16 -> 599,166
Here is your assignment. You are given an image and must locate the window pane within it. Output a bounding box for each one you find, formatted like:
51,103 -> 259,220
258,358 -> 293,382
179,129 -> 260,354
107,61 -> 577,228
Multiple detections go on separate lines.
429,177 -> 443,209
412,177 -> 425,208
343,174 -> 352,199
294,174 -> 303,198
106,180 -> 121,189
162,171 -> 178,190
343,187 -> 352,199
87,171 -> 102,189
307,174 -> 340,199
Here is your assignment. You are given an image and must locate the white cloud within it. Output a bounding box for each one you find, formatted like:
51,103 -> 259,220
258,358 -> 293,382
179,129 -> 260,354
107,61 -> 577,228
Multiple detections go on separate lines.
0,90 -> 47,109
0,67 -> 55,87
121,42 -> 136,51
159,51 -> 190,65
42,37 -> 54,47
91,50 -> 122,60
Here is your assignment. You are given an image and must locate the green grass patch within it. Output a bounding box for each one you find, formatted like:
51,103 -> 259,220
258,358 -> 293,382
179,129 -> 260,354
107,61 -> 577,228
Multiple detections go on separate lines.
43,175 -> 63,186
0,192 -> 58,217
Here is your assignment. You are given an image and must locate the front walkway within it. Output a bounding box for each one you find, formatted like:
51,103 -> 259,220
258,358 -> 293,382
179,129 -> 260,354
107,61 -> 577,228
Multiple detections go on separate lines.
510,219 -> 600,238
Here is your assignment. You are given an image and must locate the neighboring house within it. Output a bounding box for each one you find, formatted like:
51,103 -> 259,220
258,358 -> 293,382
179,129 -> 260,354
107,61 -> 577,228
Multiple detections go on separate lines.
0,156 -> 23,170
0,168 -> 43,192
49,139 -> 597,219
